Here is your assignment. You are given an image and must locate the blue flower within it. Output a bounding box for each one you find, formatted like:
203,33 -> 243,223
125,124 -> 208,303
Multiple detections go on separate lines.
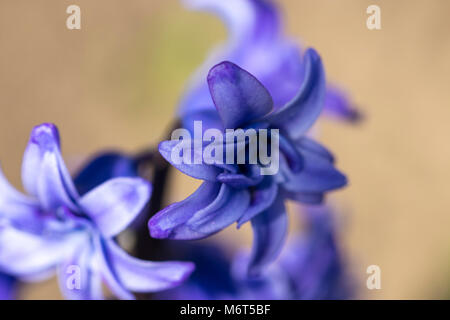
156,205 -> 352,300
0,123 -> 194,300
0,273 -> 16,300
149,55 -> 347,275
179,0 -> 361,125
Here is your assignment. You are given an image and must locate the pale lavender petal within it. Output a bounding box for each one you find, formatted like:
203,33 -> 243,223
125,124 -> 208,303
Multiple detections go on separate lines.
104,239 -> 194,292
207,61 -> 273,128
93,235 -> 134,300
57,243 -> 103,300
0,226 -> 83,277
0,167 -> 43,233
21,123 -> 79,211
79,177 -> 151,238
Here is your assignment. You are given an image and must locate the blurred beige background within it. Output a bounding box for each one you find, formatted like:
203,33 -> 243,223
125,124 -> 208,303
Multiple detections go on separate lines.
0,0 -> 449,299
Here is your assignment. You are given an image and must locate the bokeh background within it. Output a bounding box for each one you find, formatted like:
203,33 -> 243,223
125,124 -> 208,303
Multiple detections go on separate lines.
1,0 -> 449,299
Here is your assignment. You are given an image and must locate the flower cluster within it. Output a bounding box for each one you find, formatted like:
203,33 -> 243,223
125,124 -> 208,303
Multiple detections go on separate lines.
0,124 -> 193,299
0,0 -> 357,300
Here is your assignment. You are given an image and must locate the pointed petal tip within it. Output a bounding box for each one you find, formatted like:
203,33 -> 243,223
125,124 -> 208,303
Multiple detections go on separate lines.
30,123 -> 60,150
148,215 -> 171,239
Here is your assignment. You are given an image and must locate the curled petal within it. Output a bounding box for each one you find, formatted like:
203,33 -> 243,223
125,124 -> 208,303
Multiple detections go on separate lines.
159,140 -> 223,181
79,177 -> 151,238
325,86 -> 362,123
248,197 -> 287,276
104,240 -> 194,293
0,226 -> 83,278
237,177 -> 278,227
74,152 -> 138,196
0,167 -> 43,233
217,164 -> 263,189
266,49 -> 326,139
295,137 -> 335,163
21,123 -> 79,211
207,61 -> 273,128
282,150 -> 347,194
149,182 -> 250,240
57,243 -> 103,300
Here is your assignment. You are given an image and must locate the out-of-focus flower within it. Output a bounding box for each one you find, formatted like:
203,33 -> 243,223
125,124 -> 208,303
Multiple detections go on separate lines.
179,0 -> 361,127
156,205 -> 352,300
0,123 -> 194,300
0,273 -> 16,300
150,57 -> 347,275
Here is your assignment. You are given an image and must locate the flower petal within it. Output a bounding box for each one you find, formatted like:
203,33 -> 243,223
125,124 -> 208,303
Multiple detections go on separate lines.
248,197 -> 287,276
159,140 -> 223,181
0,273 -> 16,300
57,242 -> 104,300
0,166 -> 43,233
282,149 -> 347,194
324,86 -> 362,123
295,137 -> 335,163
104,239 -> 194,293
266,49 -> 326,139
0,226 -> 82,278
74,152 -> 138,196
21,123 -> 79,211
79,177 -> 151,238
149,182 -> 250,240
207,61 -> 273,128
237,177 -> 278,227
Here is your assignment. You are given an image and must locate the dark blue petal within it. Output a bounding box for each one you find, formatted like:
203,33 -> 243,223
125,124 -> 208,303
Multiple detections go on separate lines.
159,140 -> 223,181
0,273 -> 16,300
266,49 -> 326,139
295,137 -> 335,163
217,164 -> 263,189
79,178 -> 151,238
282,149 -> 347,194
149,182 -> 250,240
21,123 -> 79,212
74,152 -> 138,196
247,197 -> 287,276
207,61 -> 273,128
237,177 -> 278,227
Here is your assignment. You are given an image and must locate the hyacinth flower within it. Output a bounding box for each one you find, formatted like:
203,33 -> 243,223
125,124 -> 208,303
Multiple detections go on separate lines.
179,0 -> 361,128
150,51 -> 347,275
0,273 -> 16,300
0,123 -> 194,300
156,205 -> 352,300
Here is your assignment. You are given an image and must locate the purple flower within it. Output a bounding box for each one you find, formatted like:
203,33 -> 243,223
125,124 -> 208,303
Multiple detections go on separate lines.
0,123 -> 194,300
156,205 -> 352,300
179,0 -> 361,125
0,273 -> 16,300
149,56 -> 347,275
